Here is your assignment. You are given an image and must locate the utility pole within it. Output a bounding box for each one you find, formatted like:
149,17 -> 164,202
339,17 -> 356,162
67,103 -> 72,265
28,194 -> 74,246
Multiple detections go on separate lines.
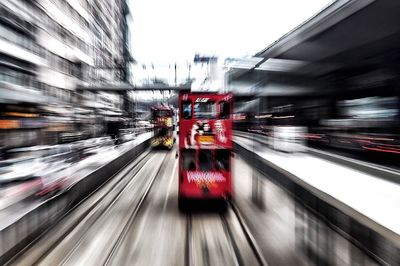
152,63 -> 155,82
174,63 -> 177,86
187,62 -> 191,82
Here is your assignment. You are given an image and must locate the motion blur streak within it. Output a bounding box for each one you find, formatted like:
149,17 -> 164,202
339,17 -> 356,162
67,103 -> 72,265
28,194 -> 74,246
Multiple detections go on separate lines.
2,0 -> 400,265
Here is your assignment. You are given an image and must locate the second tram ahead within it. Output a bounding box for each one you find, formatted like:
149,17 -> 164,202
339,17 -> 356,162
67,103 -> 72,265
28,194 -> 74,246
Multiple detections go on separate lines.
178,91 -> 233,209
151,105 -> 175,149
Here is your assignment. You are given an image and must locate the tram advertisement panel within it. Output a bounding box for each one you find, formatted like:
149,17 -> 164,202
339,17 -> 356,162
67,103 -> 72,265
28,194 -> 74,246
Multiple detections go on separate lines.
179,93 -> 233,150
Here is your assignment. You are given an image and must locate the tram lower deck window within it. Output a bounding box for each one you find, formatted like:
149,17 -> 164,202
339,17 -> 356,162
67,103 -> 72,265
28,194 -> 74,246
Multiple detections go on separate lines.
219,101 -> 230,119
215,149 -> 230,171
198,150 -> 213,171
182,149 -> 196,170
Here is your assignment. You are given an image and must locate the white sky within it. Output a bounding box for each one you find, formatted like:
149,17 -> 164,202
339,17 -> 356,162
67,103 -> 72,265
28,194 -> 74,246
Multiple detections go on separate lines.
129,0 -> 333,64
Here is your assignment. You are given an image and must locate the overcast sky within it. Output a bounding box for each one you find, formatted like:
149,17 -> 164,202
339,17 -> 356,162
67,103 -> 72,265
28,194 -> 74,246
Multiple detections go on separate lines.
129,0 -> 333,65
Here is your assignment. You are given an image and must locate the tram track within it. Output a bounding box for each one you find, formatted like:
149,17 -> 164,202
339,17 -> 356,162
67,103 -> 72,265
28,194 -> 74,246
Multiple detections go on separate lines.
59,151 -> 169,265
102,153 -> 171,266
9,150 -> 166,266
185,202 -> 268,266
11,146 -> 269,266
228,202 -> 269,266
220,213 -> 244,266
185,214 -> 193,266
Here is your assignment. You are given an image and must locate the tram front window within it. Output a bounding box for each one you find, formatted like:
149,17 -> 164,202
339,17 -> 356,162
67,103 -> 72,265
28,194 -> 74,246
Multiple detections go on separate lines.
195,102 -> 216,119
156,127 -> 167,137
154,110 -> 170,117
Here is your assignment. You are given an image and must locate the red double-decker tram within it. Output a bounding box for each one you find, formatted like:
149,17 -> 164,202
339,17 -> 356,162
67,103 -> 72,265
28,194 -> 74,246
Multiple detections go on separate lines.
178,91 -> 233,209
151,105 -> 174,149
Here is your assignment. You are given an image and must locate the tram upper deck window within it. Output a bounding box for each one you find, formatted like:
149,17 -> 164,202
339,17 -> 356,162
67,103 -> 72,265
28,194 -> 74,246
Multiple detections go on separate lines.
219,101 -> 230,119
182,149 -> 196,170
194,101 -> 215,119
198,150 -> 213,171
181,101 -> 192,119
215,149 -> 230,171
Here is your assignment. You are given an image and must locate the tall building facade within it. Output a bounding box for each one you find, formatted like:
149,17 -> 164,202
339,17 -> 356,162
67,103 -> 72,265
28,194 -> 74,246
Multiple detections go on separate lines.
0,0 -> 131,148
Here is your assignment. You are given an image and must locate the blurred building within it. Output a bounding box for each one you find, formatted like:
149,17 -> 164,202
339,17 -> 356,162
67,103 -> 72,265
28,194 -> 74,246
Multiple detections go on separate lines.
226,0 -> 400,158
0,0 -> 131,148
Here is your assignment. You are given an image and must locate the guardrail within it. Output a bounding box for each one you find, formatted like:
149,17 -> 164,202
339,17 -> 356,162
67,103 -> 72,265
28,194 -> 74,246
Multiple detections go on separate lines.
235,129 -> 400,186
307,148 -> 400,186
234,135 -> 400,265
0,135 -> 152,265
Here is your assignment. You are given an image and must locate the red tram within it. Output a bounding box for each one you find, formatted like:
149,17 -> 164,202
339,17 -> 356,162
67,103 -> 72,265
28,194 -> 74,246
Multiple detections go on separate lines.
178,91 -> 233,208
151,105 -> 174,149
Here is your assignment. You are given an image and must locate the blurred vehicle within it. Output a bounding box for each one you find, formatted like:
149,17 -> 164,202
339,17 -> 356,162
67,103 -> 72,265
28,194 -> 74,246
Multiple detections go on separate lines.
0,145 -> 76,198
72,137 -> 114,158
151,105 -> 175,149
59,131 -> 87,143
3,145 -> 53,159
91,136 -> 114,147
45,144 -> 80,164
308,96 -> 400,155
178,92 -> 233,210
80,146 -> 120,166
119,128 -> 137,143
35,160 -> 72,197
0,155 -> 45,209
0,157 -> 45,184
136,120 -> 152,129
